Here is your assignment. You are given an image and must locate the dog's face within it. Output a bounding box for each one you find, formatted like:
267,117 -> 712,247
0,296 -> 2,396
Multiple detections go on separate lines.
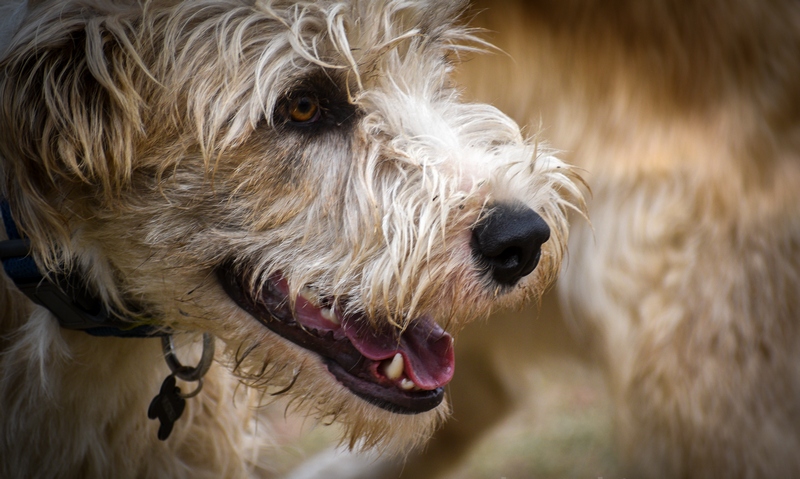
0,0 -> 581,451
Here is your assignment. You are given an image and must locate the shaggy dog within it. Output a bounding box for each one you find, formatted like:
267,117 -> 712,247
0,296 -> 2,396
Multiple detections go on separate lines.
360,1 -> 799,478
0,0 -> 582,477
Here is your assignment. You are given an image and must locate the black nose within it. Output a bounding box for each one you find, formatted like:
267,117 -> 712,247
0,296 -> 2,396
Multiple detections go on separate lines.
471,203 -> 551,286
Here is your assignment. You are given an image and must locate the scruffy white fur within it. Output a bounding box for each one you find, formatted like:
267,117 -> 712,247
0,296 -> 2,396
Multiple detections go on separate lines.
0,0 -> 581,477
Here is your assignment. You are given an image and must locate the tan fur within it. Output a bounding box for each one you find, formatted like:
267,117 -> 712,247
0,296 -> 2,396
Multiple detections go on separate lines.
382,1 -> 800,478
0,0 -> 581,477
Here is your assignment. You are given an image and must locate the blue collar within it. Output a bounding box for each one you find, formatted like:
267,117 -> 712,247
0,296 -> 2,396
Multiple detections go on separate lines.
0,200 -> 163,338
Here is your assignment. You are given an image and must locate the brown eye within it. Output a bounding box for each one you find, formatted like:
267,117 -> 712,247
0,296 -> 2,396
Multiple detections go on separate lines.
288,96 -> 320,123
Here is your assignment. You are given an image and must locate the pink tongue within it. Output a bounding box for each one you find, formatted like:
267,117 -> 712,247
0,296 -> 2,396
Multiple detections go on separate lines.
342,316 -> 455,390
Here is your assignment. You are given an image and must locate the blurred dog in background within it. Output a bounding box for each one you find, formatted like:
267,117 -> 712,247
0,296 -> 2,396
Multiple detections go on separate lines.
444,1 -> 800,477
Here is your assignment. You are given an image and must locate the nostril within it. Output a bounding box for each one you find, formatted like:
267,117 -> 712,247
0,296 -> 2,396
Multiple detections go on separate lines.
471,203 -> 550,286
492,246 -> 523,270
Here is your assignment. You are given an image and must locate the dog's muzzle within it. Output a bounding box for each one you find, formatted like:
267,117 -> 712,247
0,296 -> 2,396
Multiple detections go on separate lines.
471,202 -> 551,286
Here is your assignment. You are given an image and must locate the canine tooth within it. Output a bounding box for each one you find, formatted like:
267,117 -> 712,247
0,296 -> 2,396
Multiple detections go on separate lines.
384,353 -> 404,381
399,378 -> 415,391
320,306 -> 340,324
299,286 -> 318,304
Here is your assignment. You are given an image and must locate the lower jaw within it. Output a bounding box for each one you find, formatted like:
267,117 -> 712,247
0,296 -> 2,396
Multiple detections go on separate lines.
324,359 -> 445,414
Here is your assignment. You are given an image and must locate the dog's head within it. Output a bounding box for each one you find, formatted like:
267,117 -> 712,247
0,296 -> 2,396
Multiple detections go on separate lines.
0,0 -> 583,451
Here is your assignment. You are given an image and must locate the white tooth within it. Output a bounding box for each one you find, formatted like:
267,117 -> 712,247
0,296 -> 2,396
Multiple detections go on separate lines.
384,353 -> 404,381
400,378 -> 415,391
320,306 -> 340,325
299,286 -> 317,304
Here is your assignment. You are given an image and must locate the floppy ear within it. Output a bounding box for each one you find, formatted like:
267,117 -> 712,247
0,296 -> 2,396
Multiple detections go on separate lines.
0,2 -> 146,265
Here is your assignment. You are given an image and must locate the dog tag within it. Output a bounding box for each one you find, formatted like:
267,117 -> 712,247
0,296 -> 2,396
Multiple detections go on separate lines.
147,374 -> 186,440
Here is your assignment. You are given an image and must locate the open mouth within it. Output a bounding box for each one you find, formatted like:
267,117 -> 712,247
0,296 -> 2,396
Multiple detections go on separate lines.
217,262 -> 455,414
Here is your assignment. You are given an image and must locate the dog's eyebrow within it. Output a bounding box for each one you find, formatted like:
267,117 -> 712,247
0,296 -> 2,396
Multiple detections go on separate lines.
290,69 -> 350,97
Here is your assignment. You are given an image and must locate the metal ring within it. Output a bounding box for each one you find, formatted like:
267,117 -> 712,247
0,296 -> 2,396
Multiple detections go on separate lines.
161,333 -> 215,382
177,376 -> 204,399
